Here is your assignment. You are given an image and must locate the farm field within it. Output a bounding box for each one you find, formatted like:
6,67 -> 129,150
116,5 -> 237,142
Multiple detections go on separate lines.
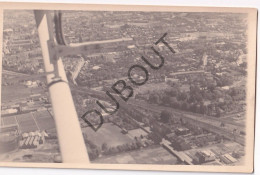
16,113 -> 38,133
2,116 -> 16,126
1,85 -> 44,103
33,110 -> 56,130
1,110 -> 55,133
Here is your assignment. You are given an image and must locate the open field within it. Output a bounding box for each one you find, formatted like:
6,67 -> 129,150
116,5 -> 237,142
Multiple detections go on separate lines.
93,145 -> 179,164
2,116 -> 16,126
82,123 -> 133,147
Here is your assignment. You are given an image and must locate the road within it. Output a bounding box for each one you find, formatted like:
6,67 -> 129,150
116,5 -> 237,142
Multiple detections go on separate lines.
129,99 -> 245,131
2,69 -> 49,81
127,100 -> 245,145
2,69 -> 30,77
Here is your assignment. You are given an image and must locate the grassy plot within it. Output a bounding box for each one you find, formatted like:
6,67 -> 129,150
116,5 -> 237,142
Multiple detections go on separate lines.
82,123 -> 133,147
93,145 -> 179,164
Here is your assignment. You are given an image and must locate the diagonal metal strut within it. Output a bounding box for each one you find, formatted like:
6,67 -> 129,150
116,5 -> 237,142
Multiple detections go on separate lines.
34,10 -> 89,163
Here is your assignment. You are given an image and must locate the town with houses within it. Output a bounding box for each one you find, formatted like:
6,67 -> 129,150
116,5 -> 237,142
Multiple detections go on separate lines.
1,10 -> 247,165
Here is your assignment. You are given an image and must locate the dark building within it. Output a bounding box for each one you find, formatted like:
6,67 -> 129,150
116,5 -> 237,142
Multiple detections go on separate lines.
170,138 -> 191,151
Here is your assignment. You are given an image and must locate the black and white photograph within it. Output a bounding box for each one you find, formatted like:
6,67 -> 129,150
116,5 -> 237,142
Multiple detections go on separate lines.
0,3 -> 257,173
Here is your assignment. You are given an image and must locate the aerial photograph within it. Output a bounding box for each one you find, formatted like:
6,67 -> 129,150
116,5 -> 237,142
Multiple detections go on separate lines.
1,10 -> 248,166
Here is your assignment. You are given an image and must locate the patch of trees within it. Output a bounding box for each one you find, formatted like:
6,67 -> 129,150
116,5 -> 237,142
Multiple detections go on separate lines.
146,81 -> 244,117
160,111 -> 171,123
